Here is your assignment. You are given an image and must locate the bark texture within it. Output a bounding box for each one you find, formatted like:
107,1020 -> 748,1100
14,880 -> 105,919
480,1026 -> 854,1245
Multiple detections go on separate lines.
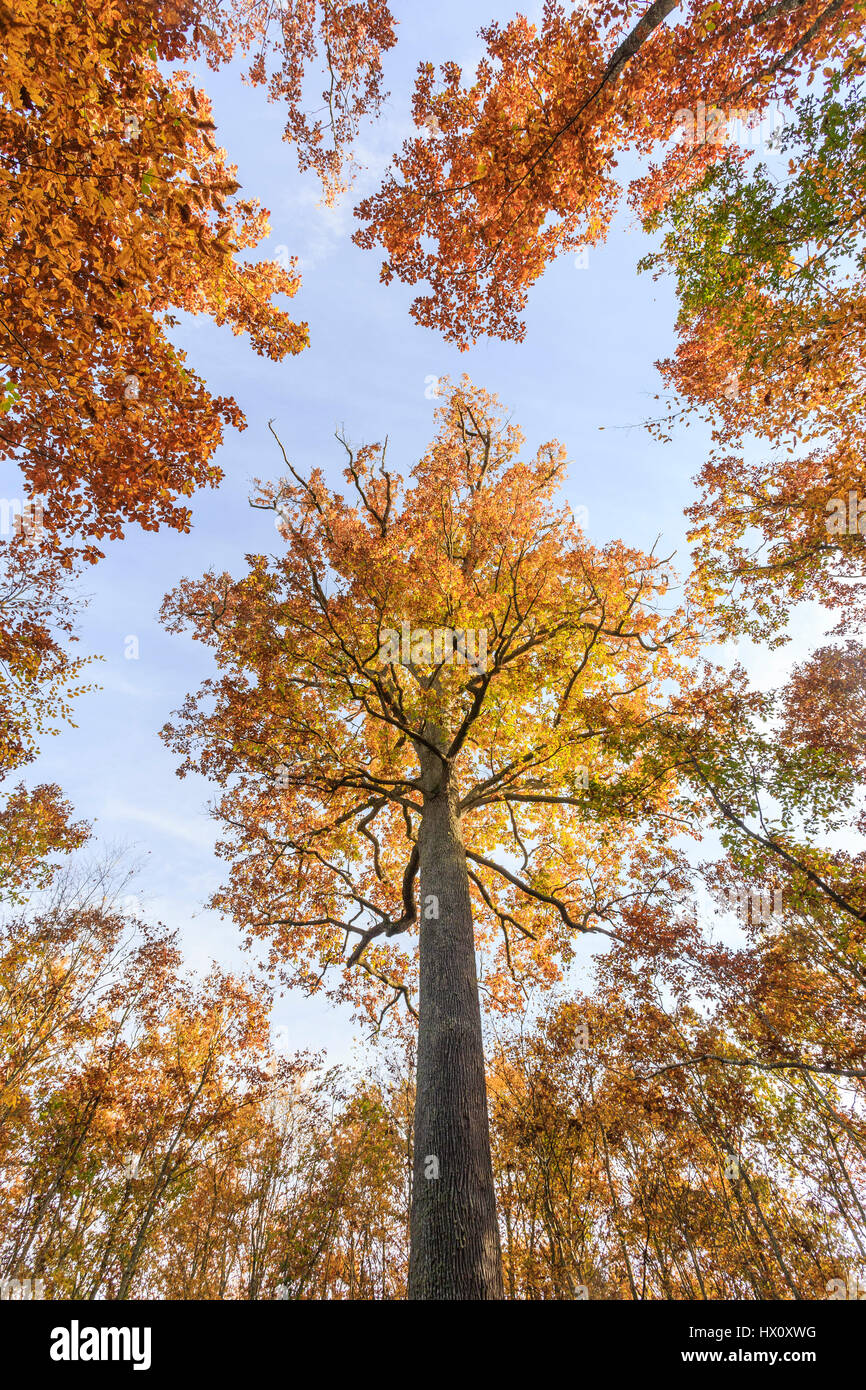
408,744 -> 504,1300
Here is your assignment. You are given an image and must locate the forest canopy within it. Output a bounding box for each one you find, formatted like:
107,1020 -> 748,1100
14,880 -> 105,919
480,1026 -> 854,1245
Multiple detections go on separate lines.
1,0 -> 865,1309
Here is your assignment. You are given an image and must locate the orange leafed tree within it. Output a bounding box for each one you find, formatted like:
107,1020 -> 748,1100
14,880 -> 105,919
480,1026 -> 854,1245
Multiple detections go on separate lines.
198,0 -> 398,205
354,0 -> 864,345
0,782 -> 88,906
0,538 -> 91,894
0,0 -> 307,562
0,539 -> 90,776
0,872 -> 299,1299
161,379 -> 700,1298
638,68 -> 866,637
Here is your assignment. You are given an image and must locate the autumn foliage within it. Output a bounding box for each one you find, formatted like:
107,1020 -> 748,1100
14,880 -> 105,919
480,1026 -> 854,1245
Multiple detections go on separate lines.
2,0 -> 866,1303
160,380 -> 698,1027
3,869 -> 863,1299
0,0 -> 306,561
642,65 -> 866,636
356,1 -> 866,343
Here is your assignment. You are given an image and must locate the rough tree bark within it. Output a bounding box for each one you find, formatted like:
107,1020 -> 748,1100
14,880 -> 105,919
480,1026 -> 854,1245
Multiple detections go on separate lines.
408,737 -> 504,1299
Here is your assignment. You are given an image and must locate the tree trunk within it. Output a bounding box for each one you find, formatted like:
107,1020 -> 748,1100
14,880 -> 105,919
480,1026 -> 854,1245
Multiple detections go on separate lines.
408,752 -> 504,1299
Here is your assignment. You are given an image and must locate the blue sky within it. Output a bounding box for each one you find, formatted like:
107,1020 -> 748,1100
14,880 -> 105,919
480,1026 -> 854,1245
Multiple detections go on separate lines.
19,3 -> 829,1065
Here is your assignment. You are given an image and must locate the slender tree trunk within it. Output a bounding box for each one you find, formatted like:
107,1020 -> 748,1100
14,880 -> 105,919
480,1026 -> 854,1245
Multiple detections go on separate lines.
408,750 -> 504,1299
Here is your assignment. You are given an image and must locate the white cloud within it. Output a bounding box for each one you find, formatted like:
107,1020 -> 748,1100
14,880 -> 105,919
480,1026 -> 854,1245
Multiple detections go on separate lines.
99,799 -> 218,851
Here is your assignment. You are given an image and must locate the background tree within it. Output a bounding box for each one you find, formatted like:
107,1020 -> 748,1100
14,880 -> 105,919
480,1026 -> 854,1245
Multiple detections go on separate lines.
3,845 -> 862,1300
0,783 -> 88,907
489,983 -> 862,1299
0,856 -> 297,1299
0,538 -> 91,900
197,0 -> 398,205
0,540 -> 90,772
0,0 -> 309,562
0,851 -> 412,1300
639,65 -> 866,636
354,0 -> 863,344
